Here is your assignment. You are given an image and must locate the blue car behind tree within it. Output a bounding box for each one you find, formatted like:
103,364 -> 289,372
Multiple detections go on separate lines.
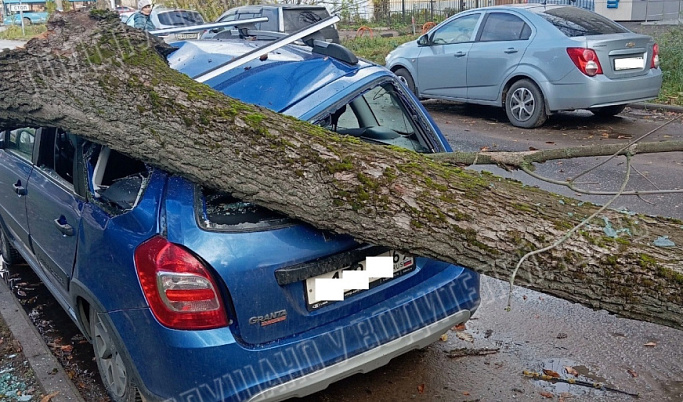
0,27 -> 480,402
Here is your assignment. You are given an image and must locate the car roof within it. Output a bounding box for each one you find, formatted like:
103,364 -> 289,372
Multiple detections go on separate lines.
168,39 -> 373,114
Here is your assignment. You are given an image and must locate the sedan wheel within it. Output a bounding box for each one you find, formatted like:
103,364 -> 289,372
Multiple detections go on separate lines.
505,79 -> 547,128
394,68 -> 417,96
91,307 -> 138,402
0,229 -> 21,265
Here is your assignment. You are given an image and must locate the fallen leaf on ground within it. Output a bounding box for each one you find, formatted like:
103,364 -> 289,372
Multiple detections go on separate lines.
440,333 -> 448,342
463,391 -> 470,396
627,369 -> 638,378
540,391 -> 554,398
644,342 -> 657,347
40,392 -> 60,402
456,332 -> 474,342
557,333 -> 568,339
454,323 -> 467,331
417,384 -> 425,394
543,369 -> 561,378
564,366 -> 579,376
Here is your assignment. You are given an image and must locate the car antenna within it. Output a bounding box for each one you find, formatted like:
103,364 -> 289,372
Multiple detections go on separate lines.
193,15 -> 340,83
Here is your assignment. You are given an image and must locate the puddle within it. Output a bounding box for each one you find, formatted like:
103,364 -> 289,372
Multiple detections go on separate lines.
1,263 -> 110,401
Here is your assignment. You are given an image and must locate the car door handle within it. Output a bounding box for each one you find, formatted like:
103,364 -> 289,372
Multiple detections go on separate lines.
13,180 -> 27,196
54,217 -> 74,237
454,52 -> 466,57
504,48 -> 519,54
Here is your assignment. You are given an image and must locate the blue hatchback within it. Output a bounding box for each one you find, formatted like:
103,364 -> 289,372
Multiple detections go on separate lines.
0,33 -> 480,402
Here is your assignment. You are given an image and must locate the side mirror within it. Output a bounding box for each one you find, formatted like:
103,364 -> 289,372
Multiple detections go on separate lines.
417,34 -> 429,46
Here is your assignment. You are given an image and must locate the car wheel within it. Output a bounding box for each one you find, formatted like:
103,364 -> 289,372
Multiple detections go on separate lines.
589,104 -> 627,117
90,307 -> 139,402
505,79 -> 547,128
23,18 -> 31,26
394,68 -> 417,96
0,228 -> 22,265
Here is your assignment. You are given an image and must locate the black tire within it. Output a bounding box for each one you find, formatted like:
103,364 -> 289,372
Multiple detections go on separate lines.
505,79 -> 547,128
394,68 -> 417,96
23,18 -> 31,26
90,307 -> 139,402
1,228 -> 22,265
589,104 -> 627,117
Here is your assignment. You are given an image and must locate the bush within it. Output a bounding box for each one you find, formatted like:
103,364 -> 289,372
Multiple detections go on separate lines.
0,24 -> 47,40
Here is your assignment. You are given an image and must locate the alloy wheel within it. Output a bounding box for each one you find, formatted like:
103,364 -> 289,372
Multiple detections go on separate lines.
509,87 -> 535,123
93,313 -> 128,398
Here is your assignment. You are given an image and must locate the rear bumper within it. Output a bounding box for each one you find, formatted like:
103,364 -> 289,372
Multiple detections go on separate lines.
247,309 -> 471,402
108,266 -> 480,401
542,69 -> 662,111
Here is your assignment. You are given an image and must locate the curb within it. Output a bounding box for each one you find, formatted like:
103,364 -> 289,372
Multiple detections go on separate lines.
630,101 -> 683,113
0,279 -> 85,402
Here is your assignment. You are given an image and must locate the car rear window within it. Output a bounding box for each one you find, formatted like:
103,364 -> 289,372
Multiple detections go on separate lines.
538,6 -> 629,37
282,8 -> 329,32
157,10 -> 205,26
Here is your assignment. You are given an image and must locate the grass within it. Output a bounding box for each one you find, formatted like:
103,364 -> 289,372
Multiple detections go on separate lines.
342,34 -> 417,66
0,24 -> 47,40
654,28 -> 683,106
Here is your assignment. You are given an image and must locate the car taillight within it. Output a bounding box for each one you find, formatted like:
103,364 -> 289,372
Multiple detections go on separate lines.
651,43 -> 659,69
567,47 -> 603,77
134,236 -> 229,330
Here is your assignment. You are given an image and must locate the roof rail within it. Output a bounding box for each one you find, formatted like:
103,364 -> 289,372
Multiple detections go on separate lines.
149,17 -> 269,36
193,15 -> 341,83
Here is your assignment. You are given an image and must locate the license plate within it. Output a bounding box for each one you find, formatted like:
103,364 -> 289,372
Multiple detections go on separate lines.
305,250 -> 415,310
174,33 -> 199,40
614,56 -> 644,71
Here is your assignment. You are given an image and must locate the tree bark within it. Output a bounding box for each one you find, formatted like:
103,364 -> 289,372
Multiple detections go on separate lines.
1,11 -> 682,329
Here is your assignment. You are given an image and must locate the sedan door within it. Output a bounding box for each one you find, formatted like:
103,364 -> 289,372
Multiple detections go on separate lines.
25,128 -> 83,294
466,12 -> 532,102
0,128 -> 36,247
416,13 -> 481,99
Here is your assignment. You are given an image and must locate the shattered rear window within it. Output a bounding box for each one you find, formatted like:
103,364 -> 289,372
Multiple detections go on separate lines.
198,188 -> 292,231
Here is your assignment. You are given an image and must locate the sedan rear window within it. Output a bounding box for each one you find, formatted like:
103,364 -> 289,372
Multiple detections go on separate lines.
538,6 -> 629,37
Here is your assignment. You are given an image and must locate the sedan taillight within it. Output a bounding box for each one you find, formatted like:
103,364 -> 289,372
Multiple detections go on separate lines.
567,47 -> 603,77
651,43 -> 660,69
135,236 -> 229,330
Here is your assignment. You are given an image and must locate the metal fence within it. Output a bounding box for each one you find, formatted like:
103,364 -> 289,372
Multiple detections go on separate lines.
330,0 -> 682,27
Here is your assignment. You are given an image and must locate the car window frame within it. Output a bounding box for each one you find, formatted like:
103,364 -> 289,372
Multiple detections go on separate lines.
430,13 -> 482,45
1,127 -> 37,162
476,11 -> 531,42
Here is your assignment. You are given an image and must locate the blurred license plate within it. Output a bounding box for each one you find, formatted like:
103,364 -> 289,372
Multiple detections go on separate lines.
306,250 -> 415,310
174,33 -> 199,40
614,57 -> 644,70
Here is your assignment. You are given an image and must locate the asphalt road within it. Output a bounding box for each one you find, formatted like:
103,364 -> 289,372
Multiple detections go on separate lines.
299,104 -> 683,402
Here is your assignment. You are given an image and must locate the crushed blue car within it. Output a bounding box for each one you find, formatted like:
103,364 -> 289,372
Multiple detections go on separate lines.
0,21 -> 480,402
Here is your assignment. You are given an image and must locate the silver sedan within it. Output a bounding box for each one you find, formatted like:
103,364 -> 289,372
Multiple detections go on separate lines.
385,4 -> 662,128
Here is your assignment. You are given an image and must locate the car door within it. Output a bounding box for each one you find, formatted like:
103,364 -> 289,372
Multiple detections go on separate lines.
0,128 -> 36,247
25,128 -> 84,293
466,12 -> 532,102
416,13 -> 481,99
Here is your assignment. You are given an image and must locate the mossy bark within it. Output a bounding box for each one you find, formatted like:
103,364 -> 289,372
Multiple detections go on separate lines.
1,11 -> 682,329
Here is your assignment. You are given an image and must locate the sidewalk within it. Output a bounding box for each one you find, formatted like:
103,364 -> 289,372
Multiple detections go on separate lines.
0,278 -> 84,402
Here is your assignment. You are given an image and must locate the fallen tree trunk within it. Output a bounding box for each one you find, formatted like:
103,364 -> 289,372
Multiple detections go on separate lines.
1,11 -> 681,329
